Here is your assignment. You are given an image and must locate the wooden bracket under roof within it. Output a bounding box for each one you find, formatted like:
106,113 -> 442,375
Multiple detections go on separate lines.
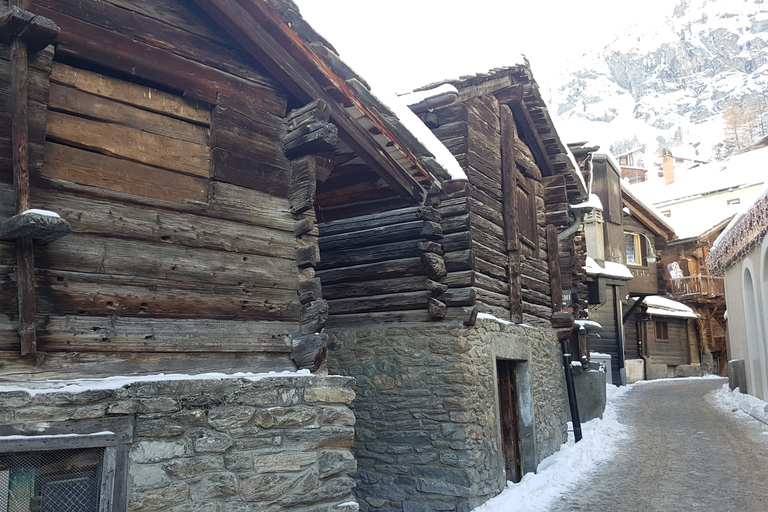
0,5 -> 59,52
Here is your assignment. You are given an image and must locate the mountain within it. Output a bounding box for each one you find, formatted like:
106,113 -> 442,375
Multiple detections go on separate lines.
549,0 -> 768,161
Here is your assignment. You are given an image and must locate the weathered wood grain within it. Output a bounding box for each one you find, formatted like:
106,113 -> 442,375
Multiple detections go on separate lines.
31,186 -> 296,258
23,233 -> 299,290
34,268 -> 300,321
316,257 -> 423,286
42,142 -> 208,203
49,83 -> 210,145
50,62 -> 210,124
0,350 -> 296,380
35,316 -> 293,352
46,112 -> 211,177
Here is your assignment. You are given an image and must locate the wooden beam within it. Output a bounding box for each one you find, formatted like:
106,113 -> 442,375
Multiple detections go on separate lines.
9,6 -> 35,356
546,224 -> 562,313
192,0 -> 429,205
499,86 -> 556,177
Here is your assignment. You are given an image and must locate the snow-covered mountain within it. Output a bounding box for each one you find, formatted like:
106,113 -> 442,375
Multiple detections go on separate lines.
549,0 -> 768,160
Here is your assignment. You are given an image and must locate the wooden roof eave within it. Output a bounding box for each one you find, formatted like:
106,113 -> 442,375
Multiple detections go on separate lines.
621,188 -> 676,240
193,0 -> 431,205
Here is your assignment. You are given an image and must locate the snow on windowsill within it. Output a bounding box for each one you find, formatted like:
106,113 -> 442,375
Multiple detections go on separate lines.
0,431 -> 115,441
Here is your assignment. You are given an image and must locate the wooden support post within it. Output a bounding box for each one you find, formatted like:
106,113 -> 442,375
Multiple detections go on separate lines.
500,104 -> 523,323
546,224 -> 563,314
10,14 -> 34,355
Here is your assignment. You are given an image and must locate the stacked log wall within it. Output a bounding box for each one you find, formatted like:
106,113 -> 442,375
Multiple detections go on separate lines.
432,96 -> 554,325
317,202 -> 475,326
0,0 -> 319,376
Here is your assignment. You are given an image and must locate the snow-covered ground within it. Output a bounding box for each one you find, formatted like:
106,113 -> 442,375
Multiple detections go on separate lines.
473,376 -> 765,512
472,385 -> 631,512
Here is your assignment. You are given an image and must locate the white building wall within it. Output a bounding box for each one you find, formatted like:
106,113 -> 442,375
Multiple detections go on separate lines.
724,236 -> 768,400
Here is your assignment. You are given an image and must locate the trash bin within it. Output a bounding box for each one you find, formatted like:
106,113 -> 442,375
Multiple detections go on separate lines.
590,352 -> 612,386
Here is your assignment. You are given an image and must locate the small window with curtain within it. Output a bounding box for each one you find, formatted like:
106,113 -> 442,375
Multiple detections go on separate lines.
625,232 -> 641,266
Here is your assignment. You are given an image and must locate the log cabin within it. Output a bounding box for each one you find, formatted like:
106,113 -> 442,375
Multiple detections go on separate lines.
0,0 -> 462,510
321,67 -> 592,510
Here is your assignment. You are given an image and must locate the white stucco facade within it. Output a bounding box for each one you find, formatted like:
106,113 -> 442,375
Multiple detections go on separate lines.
721,227 -> 768,400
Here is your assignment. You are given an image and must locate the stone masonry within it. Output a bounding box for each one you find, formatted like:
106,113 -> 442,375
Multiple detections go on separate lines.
326,318 -> 569,512
0,375 -> 358,512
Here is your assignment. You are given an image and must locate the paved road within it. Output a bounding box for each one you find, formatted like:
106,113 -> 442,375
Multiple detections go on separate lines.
546,378 -> 768,512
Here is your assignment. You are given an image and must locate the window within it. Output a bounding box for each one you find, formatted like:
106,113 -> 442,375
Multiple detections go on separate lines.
655,320 -> 669,340
727,198 -> 740,205
661,210 -> 671,217
625,232 -> 641,265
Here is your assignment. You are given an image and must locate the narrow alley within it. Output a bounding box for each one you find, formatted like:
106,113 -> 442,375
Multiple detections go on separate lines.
547,378 -> 768,512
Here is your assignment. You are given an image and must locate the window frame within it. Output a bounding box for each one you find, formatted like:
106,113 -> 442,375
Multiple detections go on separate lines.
0,417 -> 133,512
625,232 -> 642,266
655,320 -> 669,341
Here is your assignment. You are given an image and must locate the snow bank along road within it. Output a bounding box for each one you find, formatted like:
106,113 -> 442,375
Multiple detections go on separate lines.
546,378 -> 768,511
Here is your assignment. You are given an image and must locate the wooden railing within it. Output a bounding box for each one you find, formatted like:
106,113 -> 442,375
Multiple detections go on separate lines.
670,275 -> 725,298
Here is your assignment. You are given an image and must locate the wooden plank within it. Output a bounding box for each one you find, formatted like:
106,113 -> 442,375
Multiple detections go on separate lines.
34,269 -> 300,321
0,417 -> 133,443
500,104 -> 519,253
31,186 -> 297,259
46,111 -> 211,177
30,3 -> 288,112
322,275 -> 427,300
42,142 -> 208,203
49,83 -> 210,145
319,221 -> 441,252
50,62 -> 211,124
25,234 -> 299,290
318,205 -> 427,236
318,239 -> 424,270
316,257 -> 423,286
36,316 -> 293,352
0,350 -> 296,380
546,224 -> 562,313
509,251 -> 523,323
37,0 -> 278,93
10,28 -> 36,356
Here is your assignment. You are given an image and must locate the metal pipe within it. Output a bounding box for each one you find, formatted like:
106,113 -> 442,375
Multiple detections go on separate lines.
406,90 -> 458,114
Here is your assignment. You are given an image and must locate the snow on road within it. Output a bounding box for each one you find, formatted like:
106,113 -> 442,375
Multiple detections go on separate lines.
473,377 -> 767,512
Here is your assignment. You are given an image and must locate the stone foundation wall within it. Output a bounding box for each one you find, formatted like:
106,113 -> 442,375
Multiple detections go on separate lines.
326,318 -> 568,512
0,374 -> 358,512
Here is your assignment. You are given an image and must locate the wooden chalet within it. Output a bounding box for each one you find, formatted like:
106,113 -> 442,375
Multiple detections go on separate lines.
0,0 -> 471,510
660,218 -> 729,375
0,0 -> 451,379
320,65 -> 591,509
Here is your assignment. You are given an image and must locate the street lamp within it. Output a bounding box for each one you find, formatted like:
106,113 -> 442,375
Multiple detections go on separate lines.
639,233 -> 657,264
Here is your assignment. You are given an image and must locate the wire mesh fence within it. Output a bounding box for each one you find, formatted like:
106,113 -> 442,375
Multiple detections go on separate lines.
0,447 -> 104,512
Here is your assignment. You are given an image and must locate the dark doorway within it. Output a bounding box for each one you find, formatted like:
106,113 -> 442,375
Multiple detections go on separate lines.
497,359 -> 522,483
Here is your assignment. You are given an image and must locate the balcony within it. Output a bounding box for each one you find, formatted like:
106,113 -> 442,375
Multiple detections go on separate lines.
670,275 -> 725,299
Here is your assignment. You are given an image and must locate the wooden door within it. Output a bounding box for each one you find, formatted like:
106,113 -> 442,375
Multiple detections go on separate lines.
497,360 -> 522,483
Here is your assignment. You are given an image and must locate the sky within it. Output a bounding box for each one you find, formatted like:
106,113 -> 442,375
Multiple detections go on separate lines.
292,0 -> 677,95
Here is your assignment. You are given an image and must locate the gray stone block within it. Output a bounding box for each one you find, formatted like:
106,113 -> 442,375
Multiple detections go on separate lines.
646,362 -> 669,380
726,359 -> 748,393
674,365 -> 704,378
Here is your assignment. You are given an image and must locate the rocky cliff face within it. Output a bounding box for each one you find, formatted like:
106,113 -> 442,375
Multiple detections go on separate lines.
551,0 -> 768,157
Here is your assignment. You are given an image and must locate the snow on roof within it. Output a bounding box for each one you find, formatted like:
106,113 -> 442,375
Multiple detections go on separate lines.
584,256 -> 634,280
369,86 -> 467,181
575,319 -> 603,330
571,193 -> 603,210
398,84 -> 458,108
707,179 -> 768,275
641,295 -> 699,319
0,369 -> 313,397
630,146 -> 768,207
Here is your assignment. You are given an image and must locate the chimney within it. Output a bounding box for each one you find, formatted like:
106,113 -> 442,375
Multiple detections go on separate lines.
662,147 -> 674,185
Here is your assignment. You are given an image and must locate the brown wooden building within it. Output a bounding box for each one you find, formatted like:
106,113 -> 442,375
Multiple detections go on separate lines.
0,0 -> 466,510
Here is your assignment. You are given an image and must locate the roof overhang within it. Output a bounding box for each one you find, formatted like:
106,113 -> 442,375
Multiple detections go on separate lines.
193,0 -> 438,204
